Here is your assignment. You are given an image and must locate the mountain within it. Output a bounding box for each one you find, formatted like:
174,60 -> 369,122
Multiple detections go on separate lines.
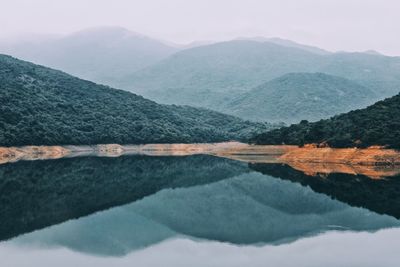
118,40 -> 400,117
0,27 -> 178,87
0,54 -> 271,146
224,73 -> 377,123
117,40 -> 325,107
250,93 -> 400,148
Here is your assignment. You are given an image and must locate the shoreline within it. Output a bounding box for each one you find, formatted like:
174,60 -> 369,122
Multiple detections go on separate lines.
1,142 -> 400,165
1,142 -> 400,178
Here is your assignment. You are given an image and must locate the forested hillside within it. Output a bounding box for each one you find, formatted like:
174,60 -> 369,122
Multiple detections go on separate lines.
250,93 -> 400,148
224,73 -> 377,123
0,55 -> 271,146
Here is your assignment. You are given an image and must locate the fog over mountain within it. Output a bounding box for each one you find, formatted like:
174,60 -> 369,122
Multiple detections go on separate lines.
0,26 -> 178,86
2,0 -> 400,56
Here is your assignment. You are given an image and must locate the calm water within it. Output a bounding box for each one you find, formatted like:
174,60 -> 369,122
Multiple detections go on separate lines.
1,155 -> 400,266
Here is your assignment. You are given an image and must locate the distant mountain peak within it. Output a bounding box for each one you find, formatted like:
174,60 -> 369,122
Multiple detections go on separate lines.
363,50 -> 383,56
65,26 -> 149,40
235,36 -> 331,55
0,26 -> 179,87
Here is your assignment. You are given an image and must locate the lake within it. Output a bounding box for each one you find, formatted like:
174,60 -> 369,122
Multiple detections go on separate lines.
1,153 -> 400,267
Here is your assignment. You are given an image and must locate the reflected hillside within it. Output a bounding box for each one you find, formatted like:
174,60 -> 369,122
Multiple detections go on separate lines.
250,163 -> 400,219
11,172 -> 400,256
0,155 -> 248,241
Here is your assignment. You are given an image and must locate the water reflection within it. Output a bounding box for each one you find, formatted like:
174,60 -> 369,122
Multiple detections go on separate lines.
0,155 -> 248,241
1,154 -> 400,265
251,163 -> 400,219
9,171 -> 400,256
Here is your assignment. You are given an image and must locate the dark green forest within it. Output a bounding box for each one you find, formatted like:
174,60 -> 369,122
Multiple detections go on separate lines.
250,93 -> 400,148
0,54 -> 271,146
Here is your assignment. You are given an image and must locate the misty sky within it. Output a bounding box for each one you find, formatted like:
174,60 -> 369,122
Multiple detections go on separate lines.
1,0 -> 400,55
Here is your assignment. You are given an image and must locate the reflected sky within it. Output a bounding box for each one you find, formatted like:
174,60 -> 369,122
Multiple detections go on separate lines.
1,229 -> 400,267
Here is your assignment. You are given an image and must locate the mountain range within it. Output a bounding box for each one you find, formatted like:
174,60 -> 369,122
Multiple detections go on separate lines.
1,27 -> 399,126
116,39 -> 400,122
118,40 -> 325,106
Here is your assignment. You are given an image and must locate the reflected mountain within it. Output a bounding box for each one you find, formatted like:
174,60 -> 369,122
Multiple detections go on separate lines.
250,163 -> 400,219
0,155 -> 248,241
10,172 -> 400,256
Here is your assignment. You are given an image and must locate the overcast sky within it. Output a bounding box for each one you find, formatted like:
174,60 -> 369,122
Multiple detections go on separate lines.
1,0 -> 399,55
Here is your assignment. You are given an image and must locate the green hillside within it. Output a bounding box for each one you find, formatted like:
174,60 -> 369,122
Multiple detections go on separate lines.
0,54 -> 271,146
250,93 -> 400,148
224,73 -> 377,123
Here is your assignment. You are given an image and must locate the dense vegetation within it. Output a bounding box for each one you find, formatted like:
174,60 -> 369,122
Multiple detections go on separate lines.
250,93 -> 400,148
251,163 -> 400,219
224,73 -> 377,123
0,54 -> 271,146
0,155 -> 248,240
